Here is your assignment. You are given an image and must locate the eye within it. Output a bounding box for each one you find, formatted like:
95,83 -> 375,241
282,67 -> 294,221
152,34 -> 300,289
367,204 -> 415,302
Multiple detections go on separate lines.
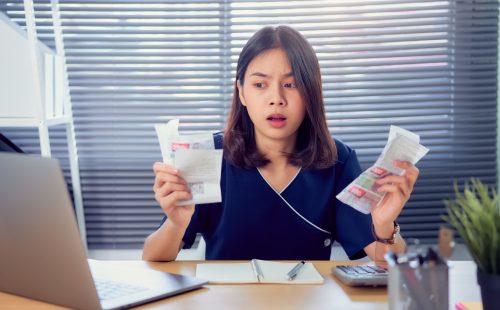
284,82 -> 297,88
254,82 -> 265,88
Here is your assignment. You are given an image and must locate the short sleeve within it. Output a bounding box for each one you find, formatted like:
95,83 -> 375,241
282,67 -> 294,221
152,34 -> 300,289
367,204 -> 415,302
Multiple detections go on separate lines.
333,142 -> 376,260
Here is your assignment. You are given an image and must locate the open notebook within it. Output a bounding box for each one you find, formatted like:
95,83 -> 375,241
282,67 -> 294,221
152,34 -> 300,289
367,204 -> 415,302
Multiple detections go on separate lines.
196,259 -> 324,284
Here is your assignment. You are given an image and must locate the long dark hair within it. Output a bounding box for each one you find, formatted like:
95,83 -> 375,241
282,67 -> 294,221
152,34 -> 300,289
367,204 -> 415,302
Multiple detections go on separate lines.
224,25 -> 337,169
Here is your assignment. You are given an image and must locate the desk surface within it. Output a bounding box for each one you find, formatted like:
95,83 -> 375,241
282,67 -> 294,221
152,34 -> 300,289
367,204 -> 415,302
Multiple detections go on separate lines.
0,260 -> 480,310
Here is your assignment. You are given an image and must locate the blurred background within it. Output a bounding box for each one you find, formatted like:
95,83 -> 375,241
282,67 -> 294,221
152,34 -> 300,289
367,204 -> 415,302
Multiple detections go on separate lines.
0,0 -> 497,260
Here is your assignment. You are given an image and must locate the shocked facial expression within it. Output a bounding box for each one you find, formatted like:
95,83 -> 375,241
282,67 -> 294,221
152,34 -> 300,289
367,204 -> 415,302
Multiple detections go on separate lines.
238,48 -> 307,148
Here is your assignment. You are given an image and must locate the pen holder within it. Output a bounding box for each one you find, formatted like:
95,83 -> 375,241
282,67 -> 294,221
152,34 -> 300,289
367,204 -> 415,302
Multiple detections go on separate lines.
388,263 -> 448,310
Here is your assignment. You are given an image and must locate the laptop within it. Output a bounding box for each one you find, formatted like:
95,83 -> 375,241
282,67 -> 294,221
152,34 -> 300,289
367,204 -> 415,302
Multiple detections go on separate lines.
0,152 -> 207,309
331,264 -> 388,287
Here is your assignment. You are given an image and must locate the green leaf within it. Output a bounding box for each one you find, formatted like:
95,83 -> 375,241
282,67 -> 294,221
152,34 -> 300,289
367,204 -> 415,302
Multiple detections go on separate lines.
443,178 -> 500,275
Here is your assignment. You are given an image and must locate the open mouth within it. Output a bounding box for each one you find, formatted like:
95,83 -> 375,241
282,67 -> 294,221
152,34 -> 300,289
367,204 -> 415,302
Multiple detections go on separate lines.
267,116 -> 286,121
267,114 -> 287,128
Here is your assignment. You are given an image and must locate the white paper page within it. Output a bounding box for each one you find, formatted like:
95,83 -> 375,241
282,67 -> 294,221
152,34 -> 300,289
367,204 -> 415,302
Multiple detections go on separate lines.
174,149 -> 223,206
388,125 -> 420,143
155,119 -> 179,165
154,119 -> 222,206
377,135 -> 429,168
175,149 -> 223,181
336,125 -> 429,214
256,260 -> 324,284
196,263 -> 257,284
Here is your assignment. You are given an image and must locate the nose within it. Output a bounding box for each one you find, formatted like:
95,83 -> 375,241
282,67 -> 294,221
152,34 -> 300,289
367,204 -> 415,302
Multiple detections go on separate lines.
268,83 -> 286,106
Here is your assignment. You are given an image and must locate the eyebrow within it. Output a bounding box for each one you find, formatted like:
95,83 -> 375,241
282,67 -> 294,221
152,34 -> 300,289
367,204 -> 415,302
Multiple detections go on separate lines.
248,72 -> 294,78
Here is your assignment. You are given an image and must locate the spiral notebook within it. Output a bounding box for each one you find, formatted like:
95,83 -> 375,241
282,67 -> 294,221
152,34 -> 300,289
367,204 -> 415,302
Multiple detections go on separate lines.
195,259 -> 324,284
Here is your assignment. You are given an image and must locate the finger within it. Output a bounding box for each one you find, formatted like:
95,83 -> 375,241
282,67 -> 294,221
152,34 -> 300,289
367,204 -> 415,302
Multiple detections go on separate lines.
406,166 -> 419,187
393,160 -> 412,169
156,172 -> 188,186
380,165 -> 419,191
159,191 -> 193,210
394,160 -> 420,178
398,180 -> 410,197
153,162 -> 179,175
376,183 -> 405,196
375,260 -> 389,269
157,182 -> 191,199
377,176 -> 411,195
400,165 -> 419,190
376,175 -> 406,186
153,172 -> 186,193
153,174 -> 164,192
379,179 -> 411,197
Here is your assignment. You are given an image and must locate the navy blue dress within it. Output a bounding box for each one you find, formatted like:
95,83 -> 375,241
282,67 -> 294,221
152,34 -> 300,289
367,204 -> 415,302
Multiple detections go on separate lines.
161,132 -> 375,260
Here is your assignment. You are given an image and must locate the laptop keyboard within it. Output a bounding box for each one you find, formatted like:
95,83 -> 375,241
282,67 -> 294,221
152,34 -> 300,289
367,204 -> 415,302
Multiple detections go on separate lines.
94,278 -> 150,301
336,265 -> 388,275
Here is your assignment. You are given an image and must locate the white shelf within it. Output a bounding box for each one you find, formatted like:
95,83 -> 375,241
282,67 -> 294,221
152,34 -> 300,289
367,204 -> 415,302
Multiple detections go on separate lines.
0,4 -> 87,251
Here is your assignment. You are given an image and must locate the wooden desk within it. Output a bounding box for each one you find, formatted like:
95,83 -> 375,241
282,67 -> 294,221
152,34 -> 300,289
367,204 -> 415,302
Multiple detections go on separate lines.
0,260 -> 480,310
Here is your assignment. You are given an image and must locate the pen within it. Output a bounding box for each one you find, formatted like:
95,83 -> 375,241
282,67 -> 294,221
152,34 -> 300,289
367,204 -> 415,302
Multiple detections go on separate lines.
251,259 -> 263,282
286,261 -> 305,281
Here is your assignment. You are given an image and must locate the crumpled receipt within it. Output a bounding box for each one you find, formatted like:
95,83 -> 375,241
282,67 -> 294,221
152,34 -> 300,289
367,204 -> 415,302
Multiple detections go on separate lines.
155,119 -> 223,206
336,125 -> 429,214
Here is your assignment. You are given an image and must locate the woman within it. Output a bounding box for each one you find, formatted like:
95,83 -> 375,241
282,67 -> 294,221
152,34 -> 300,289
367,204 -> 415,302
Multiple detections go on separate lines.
143,26 -> 417,262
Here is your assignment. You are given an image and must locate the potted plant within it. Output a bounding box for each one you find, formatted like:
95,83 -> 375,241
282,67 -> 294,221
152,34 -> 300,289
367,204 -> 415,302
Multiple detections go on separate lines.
443,178 -> 500,310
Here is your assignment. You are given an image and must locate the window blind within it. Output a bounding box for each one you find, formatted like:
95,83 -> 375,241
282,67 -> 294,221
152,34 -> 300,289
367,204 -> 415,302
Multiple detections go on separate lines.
1,0 -> 497,248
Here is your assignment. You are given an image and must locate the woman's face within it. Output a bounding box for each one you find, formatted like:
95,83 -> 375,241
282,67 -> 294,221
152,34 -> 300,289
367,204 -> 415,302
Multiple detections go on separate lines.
237,48 -> 307,148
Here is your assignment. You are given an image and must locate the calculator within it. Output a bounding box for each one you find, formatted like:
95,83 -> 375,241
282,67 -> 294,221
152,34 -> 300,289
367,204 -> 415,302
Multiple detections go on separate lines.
331,264 -> 388,287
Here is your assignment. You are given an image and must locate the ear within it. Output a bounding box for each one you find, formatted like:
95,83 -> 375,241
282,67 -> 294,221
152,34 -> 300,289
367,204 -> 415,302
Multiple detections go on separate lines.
237,80 -> 247,107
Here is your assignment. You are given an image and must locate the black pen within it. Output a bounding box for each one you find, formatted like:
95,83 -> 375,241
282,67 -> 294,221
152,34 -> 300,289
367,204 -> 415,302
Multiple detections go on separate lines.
286,261 -> 306,281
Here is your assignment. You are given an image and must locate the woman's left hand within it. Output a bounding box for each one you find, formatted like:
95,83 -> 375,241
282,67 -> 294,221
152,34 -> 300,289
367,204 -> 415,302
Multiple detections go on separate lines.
371,160 -> 419,228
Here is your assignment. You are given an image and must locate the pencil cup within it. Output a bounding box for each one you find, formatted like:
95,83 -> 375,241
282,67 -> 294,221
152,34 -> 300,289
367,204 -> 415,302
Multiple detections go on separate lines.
388,263 -> 449,310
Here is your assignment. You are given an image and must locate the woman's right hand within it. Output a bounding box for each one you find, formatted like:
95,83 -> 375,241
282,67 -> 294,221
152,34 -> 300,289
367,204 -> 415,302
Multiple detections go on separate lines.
153,162 -> 195,228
